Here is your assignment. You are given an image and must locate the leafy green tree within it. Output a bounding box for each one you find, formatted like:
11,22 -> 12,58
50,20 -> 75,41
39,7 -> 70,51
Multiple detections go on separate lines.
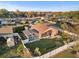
0,9 -> 9,18
61,32 -> 71,44
13,26 -> 25,33
34,47 -> 41,56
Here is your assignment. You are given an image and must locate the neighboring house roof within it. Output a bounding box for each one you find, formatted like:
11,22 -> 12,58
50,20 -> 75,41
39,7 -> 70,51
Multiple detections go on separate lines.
0,26 -> 13,34
31,23 -> 49,34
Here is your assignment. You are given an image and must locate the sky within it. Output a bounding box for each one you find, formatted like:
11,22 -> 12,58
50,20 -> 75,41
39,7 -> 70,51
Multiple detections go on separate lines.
0,1 -> 79,11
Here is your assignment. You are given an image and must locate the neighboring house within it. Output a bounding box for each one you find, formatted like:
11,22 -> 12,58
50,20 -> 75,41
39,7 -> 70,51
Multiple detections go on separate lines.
0,26 -> 13,35
0,18 -> 15,25
23,23 -> 58,42
7,35 -> 20,47
2,33 -> 21,47
0,26 -> 21,46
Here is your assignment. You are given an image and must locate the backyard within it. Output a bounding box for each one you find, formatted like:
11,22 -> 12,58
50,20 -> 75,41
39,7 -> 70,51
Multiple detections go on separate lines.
25,38 -> 64,56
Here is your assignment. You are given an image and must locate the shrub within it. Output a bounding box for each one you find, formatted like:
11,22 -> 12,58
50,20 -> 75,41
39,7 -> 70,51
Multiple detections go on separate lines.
0,36 -> 6,44
13,26 -> 25,33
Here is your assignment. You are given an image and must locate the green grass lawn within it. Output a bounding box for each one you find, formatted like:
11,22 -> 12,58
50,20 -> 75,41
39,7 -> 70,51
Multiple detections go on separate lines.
0,43 -> 24,58
25,38 -> 64,55
0,47 -> 20,58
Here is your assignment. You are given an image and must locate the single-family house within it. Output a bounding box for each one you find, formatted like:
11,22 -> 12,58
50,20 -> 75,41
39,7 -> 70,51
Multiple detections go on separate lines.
6,35 -> 20,47
0,26 -> 13,35
23,23 -> 58,42
0,18 -> 15,25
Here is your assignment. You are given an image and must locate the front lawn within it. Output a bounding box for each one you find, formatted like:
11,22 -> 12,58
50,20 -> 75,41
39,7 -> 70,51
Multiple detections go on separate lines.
25,38 -> 64,56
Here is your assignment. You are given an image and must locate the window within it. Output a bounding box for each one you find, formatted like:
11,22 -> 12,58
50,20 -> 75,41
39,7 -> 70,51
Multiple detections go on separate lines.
42,30 -> 51,37
32,29 -> 39,33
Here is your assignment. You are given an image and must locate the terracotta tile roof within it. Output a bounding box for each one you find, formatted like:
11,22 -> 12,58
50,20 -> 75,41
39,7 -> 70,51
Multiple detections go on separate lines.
0,26 -> 13,34
31,23 -> 49,34
23,23 -> 58,39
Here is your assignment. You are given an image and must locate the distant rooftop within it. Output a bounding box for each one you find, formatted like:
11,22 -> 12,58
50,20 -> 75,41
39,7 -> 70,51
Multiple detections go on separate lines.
0,26 -> 13,34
